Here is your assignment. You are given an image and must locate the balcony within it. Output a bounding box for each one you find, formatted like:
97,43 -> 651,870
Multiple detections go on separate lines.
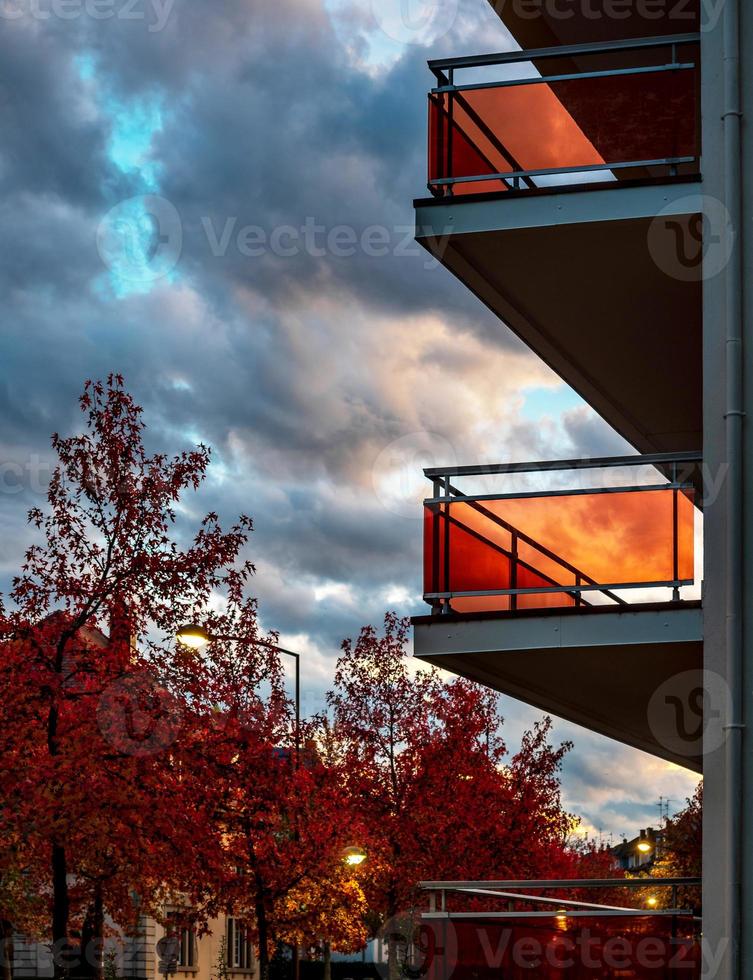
427,35 -> 700,198
423,453 -> 699,614
417,879 -> 701,980
414,35 -> 703,458
413,454 -> 704,770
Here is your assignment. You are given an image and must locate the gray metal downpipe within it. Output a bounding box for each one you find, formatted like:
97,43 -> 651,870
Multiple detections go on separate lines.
722,0 -> 743,971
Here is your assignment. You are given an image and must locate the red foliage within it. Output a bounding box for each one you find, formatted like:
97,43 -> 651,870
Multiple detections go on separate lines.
326,613 -> 586,935
0,377 -> 262,978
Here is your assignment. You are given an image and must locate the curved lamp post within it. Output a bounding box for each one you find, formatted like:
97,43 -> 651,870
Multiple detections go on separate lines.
176,623 -> 301,767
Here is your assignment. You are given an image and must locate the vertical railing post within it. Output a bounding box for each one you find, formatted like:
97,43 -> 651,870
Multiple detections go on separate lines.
432,478 -> 442,615
442,476 -> 451,614
510,531 -> 518,611
672,463 -> 680,601
446,69 -> 454,198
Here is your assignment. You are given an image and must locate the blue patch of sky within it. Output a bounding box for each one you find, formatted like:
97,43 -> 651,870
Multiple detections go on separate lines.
520,384 -> 585,421
76,52 -> 176,298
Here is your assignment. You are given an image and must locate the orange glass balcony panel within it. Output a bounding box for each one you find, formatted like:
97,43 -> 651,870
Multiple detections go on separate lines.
486,488 -> 694,585
423,488 -> 694,613
428,63 -> 698,195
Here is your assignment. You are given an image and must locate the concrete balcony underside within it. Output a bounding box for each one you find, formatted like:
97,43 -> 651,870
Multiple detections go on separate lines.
413,601 -> 703,772
415,178 -> 702,456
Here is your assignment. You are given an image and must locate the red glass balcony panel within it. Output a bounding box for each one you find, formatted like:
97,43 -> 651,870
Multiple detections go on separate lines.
427,36 -> 700,196
419,915 -> 701,980
422,454 -> 698,614
417,879 -> 701,980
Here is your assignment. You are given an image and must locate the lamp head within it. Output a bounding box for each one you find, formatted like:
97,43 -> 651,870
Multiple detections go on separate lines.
342,845 -> 367,867
176,624 -> 212,650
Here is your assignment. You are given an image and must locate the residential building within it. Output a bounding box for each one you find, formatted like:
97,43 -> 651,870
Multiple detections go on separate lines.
12,914 -> 258,980
612,827 -> 661,871
411,0 -> 748,975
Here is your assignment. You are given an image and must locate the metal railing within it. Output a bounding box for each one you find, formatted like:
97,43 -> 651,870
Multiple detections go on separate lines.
421,877 -> 702,917
423,452 -> 701,614
427,33 -> 701,197
417,879 -> 702,980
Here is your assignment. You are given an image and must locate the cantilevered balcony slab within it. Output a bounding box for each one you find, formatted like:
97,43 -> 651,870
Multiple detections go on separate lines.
415,180 -> 702,454
413,601 -> 703,772
486,0 -> 700,51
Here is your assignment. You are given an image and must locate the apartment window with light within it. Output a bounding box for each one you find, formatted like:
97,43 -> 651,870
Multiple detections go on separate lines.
226,918 -> 253,971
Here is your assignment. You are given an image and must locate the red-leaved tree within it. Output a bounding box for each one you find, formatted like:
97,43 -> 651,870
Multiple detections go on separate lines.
0,376 -> 266,979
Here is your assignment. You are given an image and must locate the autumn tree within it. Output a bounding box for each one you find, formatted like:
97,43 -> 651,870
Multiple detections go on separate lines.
0,376 -> 260,979
639,783 -> 702,913
182,615 -> 374,980
326,613 -> 580,977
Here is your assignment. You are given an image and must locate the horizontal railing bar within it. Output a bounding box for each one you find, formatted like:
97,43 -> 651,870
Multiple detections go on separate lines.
425,579 -> 693,599
422,910 -> 695,919
453,887 -> 639,913
424,451 -> 702,479
428,32 -> 701,72
420,878 -> 701,889
425,483 -> 692,505
432,61 -> 695,95
430,156 -> 696,187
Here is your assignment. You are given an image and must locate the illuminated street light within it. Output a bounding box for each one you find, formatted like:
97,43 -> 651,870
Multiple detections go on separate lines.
647,896 -> 658,908
637,840 -> 653,854
342,845 -> 367,867
176,623 -> 302,766
176,624 -> 212,650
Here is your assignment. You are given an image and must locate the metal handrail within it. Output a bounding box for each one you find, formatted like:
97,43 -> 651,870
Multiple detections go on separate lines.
427,34 -> 701,195
420,878 -> 703,921
428,32 -> 701,77
424,450 -> 702,480
420,878 -> 701,889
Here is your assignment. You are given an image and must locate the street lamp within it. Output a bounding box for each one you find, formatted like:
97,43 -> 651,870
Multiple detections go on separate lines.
636,840 -> 653,854
176,623 -> 301,766
342,845 -> 367,867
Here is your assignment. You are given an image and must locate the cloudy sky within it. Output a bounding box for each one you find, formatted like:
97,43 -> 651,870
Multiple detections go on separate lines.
0,0 -> 698,840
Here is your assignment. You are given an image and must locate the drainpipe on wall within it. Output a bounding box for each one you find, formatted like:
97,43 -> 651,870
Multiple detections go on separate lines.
723,0 -> 743,973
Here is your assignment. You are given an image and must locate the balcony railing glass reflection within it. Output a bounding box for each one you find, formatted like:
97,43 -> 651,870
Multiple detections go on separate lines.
427,34 -> 700,197
423,453 -> 700,614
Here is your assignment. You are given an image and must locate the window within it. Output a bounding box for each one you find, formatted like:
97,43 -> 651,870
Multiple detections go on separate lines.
226,919 -> 253,971
177,926 -> 196,968
165,912 -> 196,970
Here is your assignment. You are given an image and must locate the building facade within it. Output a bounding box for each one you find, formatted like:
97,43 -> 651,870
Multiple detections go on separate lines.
411,0 -> 749,976
12,915 -> 257,980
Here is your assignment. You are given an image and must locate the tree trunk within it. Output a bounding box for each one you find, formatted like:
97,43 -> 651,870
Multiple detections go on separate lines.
51,842 -> 71,980
1,919 -> 14,980
79,886 -> 105,980
255,895 -> 269,980
322,942 -> 331,980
